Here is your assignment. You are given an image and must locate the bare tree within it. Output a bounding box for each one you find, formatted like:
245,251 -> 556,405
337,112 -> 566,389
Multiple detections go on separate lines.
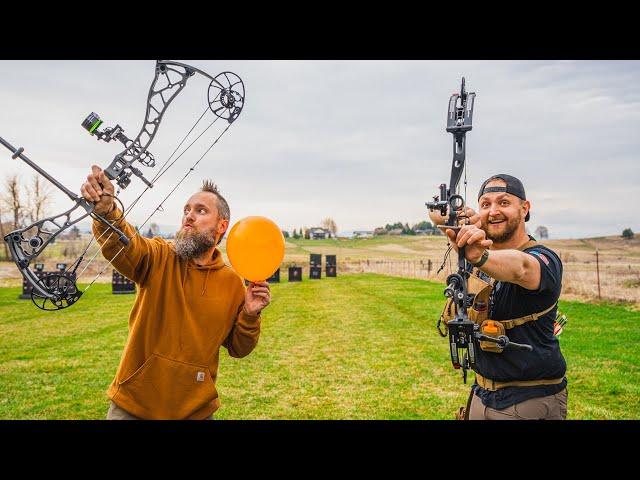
150,222 -> 161,237
144,223 -> 161,239
0,204 -> 10,260
26,174 -> 54,224
321,217 -> 338,238
534,225 -> 549,239
1,174 -> 24,230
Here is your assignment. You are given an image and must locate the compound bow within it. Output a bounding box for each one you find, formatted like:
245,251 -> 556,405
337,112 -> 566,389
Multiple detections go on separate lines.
2,60 -> 245,310
426,77 -> 531,383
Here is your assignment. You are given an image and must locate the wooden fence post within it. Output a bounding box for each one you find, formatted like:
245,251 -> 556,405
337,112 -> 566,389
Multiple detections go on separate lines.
596,248 -> 601,300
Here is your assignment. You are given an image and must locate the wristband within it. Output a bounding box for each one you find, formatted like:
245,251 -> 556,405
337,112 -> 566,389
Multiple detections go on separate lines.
471,249 -> 490,268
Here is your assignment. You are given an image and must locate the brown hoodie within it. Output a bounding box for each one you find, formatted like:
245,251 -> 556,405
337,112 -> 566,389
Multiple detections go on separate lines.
93,208 -> 261,419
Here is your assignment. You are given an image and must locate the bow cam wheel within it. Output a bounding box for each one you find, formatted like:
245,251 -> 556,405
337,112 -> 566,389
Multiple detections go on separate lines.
208,72 -> 245,124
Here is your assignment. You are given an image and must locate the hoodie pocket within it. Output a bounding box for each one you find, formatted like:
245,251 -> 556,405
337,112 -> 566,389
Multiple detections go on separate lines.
115,353 -> 217,419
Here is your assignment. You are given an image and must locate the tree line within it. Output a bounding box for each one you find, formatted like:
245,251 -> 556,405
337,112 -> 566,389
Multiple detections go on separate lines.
373,220 -> 441,236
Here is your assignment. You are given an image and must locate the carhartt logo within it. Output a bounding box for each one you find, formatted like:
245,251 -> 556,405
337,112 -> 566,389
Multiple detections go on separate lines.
196,371 -> 205,382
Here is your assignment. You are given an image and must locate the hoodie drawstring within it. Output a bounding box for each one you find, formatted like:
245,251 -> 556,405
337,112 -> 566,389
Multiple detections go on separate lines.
202,268 -> 210,296
182,261 -> 188,288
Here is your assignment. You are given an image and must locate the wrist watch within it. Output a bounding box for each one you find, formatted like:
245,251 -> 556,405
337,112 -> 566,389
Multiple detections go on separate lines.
471,249 -> 490,268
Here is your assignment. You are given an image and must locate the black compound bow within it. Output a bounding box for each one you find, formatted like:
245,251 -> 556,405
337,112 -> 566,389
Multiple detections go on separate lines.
426,77 -> 531,383
2,60 -> 245,310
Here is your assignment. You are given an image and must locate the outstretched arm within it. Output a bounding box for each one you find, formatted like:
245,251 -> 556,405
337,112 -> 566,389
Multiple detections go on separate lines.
82,165 -> 158,284
445,208 -> 541,290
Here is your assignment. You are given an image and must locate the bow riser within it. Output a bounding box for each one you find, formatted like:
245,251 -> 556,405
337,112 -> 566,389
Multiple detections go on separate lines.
104,62 -> 195,189
425,77 -> 477,382
4,202 -> 91,269
445,87 -> 475,201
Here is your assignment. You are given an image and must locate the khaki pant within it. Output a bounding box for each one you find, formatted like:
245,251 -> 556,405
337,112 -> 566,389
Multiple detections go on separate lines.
106,401 -> 214,420
468,388 -> 568,420
106,401 -> 142,420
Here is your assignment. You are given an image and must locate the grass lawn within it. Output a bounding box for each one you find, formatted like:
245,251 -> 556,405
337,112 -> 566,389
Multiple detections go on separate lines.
0,274 -> 638,419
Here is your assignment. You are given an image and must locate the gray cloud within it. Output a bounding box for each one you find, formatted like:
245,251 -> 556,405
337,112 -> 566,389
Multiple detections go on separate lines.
1,60 -> 638,239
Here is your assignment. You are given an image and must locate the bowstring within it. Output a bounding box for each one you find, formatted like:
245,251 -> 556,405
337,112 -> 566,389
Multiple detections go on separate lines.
74,100 -> 219,284
82,119 -> 233,292
441,131 -> 470,279
122,105 -> 215,217
464,147 -> 468,217
72,119 -> 204,281
63,194 -> 125,278
75,104 -> 216,274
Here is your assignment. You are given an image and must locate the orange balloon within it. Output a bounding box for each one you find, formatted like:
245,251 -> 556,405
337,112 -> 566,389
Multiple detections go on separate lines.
226,216 -> 285,282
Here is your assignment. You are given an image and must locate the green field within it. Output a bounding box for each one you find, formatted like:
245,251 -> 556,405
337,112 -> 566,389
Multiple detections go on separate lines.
0,273 -> 638,419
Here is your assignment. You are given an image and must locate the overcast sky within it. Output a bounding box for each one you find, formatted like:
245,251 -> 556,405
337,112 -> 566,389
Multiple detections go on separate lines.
1,60 -> 638,239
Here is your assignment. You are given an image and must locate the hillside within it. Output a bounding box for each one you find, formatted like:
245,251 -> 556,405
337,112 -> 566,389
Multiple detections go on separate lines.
1,233 -> 638,305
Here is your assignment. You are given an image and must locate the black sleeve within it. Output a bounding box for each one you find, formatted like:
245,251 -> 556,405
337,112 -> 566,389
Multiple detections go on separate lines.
521,247 -> 562,298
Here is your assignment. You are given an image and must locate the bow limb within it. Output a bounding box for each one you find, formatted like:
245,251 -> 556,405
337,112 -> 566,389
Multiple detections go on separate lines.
1,136 -> 129,307
1,136 -> 129,267
4,202 -> 91,271
102,61 -> 195,189
99,61 -> 245,191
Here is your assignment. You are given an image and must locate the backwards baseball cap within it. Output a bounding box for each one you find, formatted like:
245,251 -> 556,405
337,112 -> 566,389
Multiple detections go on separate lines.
478,174 -> 530,222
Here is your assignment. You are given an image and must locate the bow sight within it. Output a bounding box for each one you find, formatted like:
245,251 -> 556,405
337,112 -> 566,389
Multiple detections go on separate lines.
82,112 -> 156,188
426,77 -> 532,383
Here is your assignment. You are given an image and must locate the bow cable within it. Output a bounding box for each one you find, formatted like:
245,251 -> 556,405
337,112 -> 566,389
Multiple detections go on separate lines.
81,119 -> 233,291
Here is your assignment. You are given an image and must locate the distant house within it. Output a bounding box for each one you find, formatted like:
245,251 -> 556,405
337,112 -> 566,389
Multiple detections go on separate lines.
353,230 -> 374,238
388,228 -> 404,235
534,226 -> 549,239
309,227 -> 331,240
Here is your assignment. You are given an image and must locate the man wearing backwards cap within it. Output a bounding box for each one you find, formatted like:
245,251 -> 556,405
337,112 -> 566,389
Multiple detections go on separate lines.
446,174 -> 568,420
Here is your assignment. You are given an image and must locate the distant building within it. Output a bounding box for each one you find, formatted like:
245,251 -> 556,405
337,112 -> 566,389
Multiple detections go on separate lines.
353,230 -> 374,238
388,228 -> 404,235
309,227 -> 331,240
534,226 -> 549,239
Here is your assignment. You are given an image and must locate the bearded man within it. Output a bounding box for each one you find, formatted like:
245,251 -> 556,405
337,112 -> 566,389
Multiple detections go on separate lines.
81,165 -> 271,420
446,174 -> 568,420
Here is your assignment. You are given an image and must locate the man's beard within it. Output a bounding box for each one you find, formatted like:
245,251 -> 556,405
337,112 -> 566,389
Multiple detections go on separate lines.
174,228 -> 217,260
485,216 -> 520,244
